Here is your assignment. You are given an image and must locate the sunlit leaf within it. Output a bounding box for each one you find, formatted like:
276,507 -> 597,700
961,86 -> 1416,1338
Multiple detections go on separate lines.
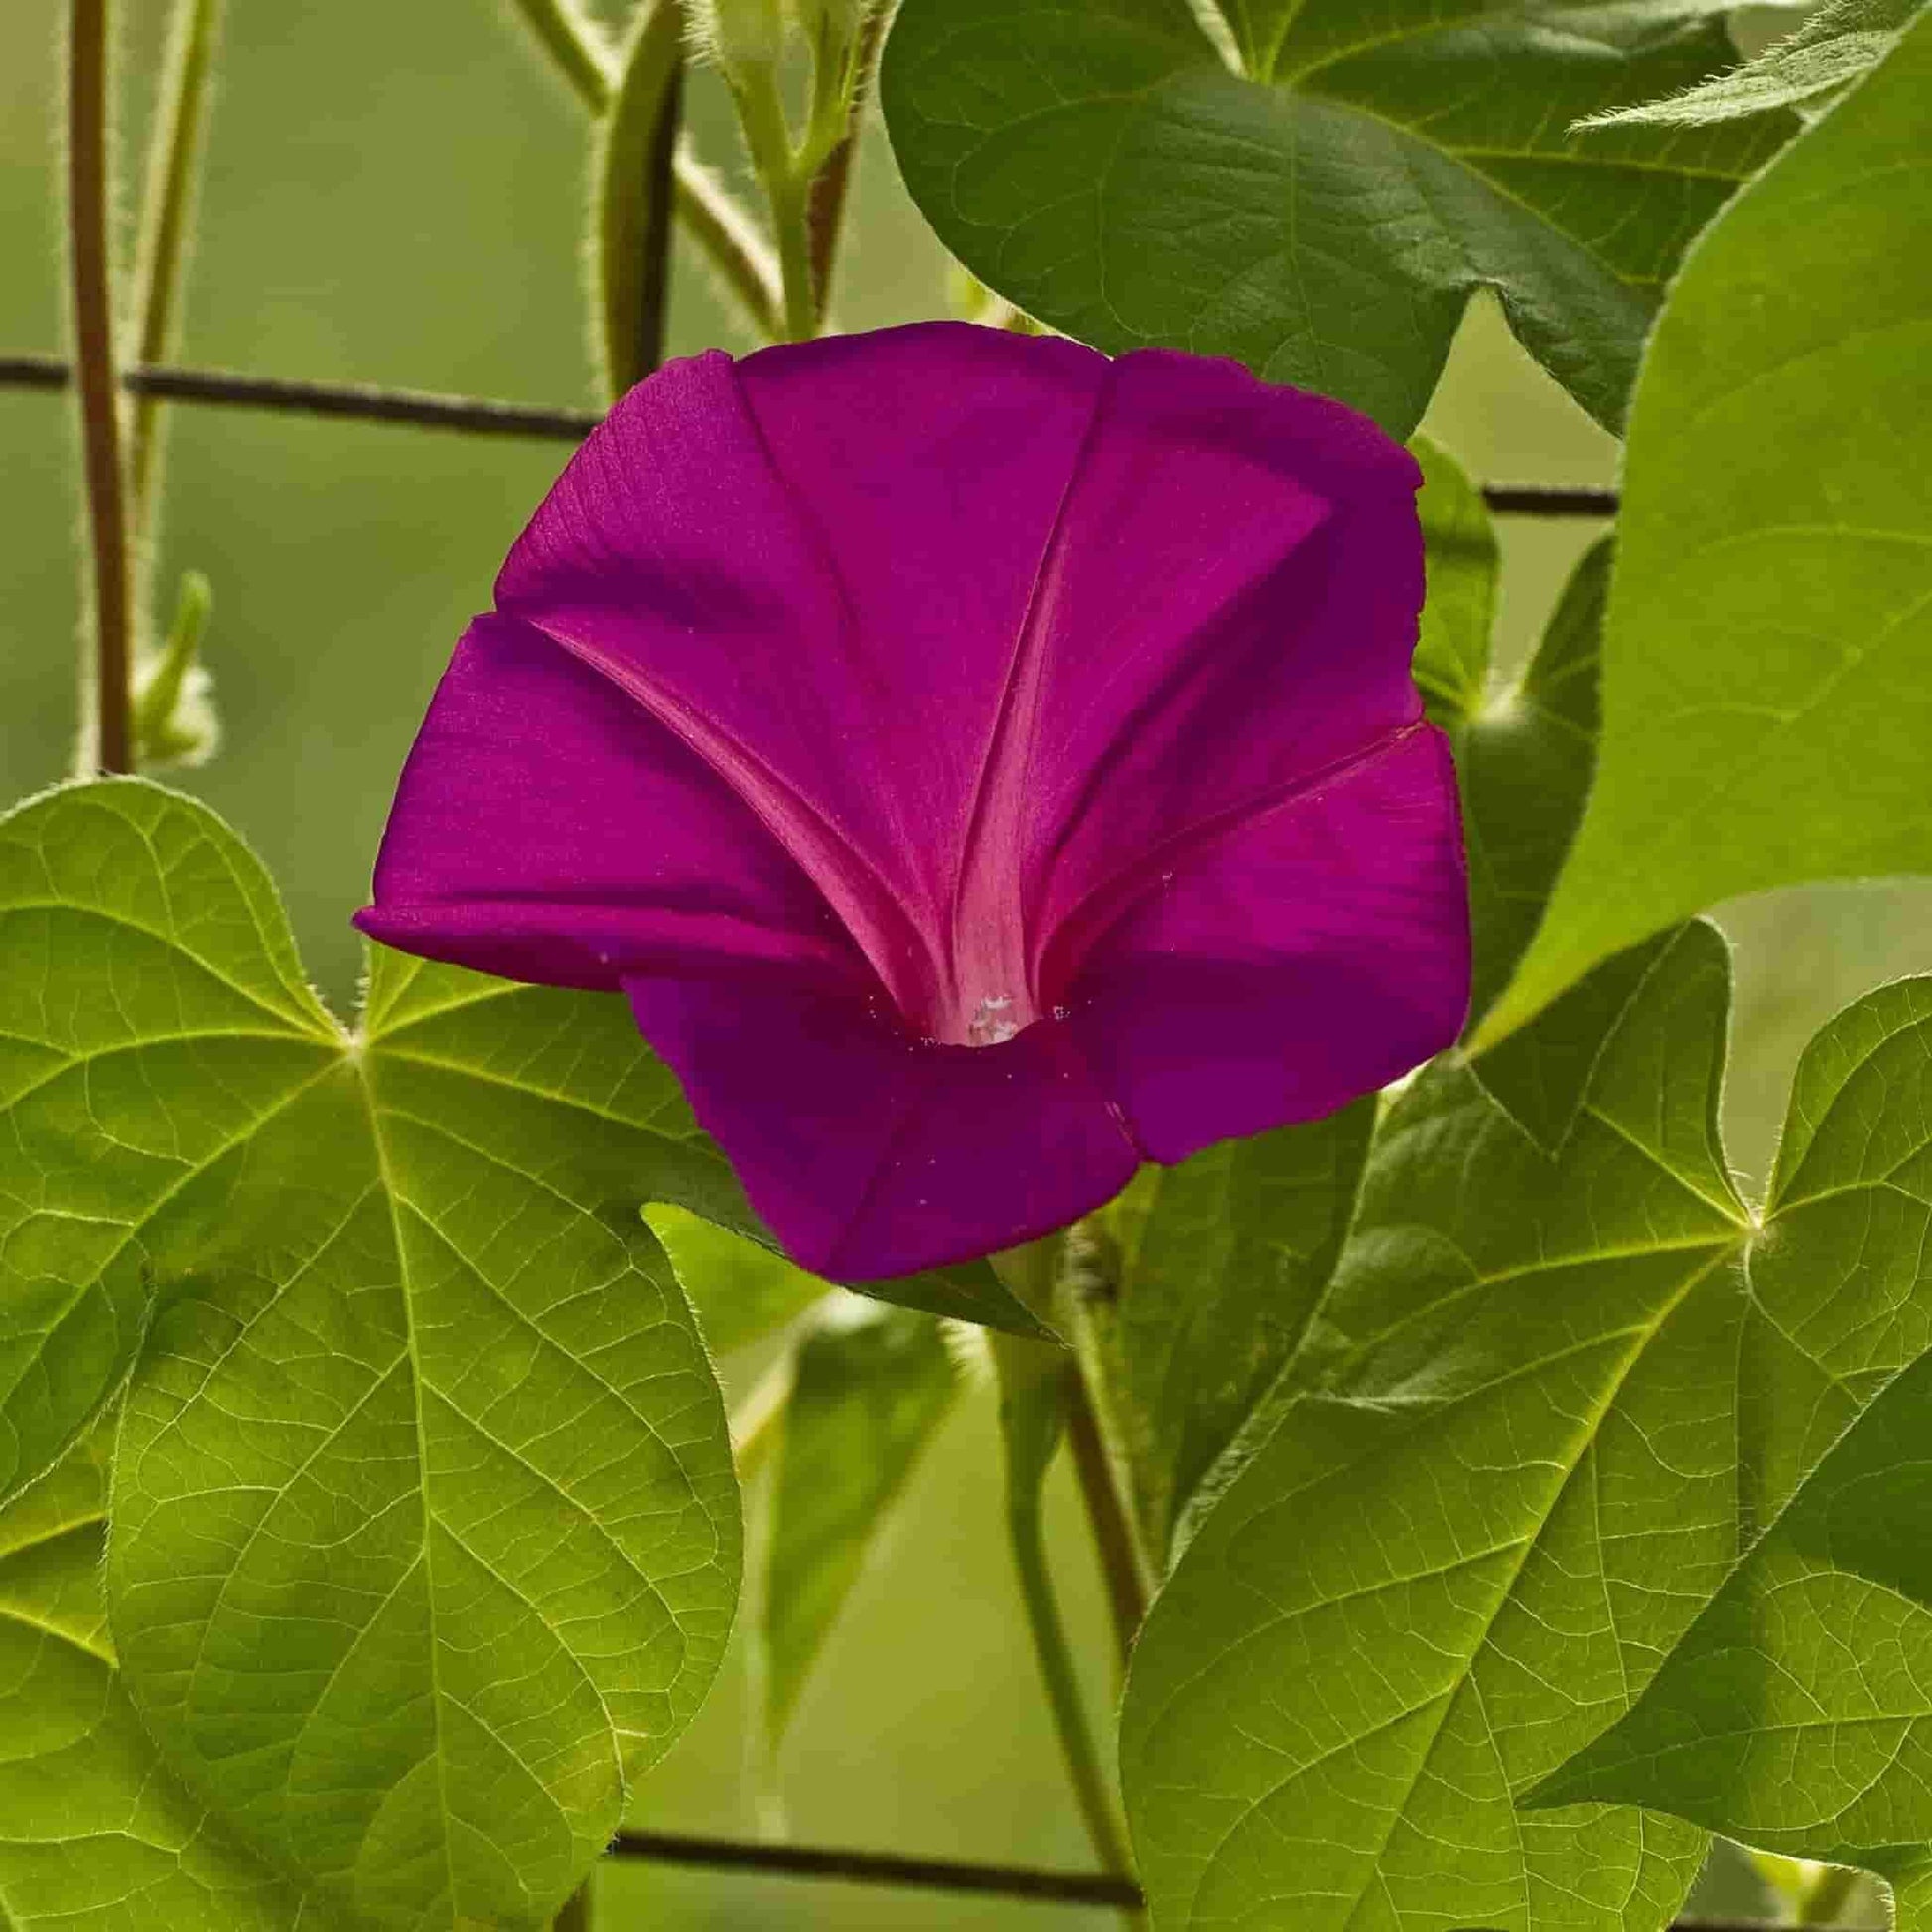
1530,976 -> 1932,1909
1122,923 -> 1749,1932
882,0 -> 1791,435
0,1425 -> 313,1930
0,778 -> 741,1931
1480,13 -> 1932,1045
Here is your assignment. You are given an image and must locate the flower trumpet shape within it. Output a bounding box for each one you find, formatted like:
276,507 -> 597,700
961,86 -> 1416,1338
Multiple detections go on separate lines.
357,323 -> 1469,1281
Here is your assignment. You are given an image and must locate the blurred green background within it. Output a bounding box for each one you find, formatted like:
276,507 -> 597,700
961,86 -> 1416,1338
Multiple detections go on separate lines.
1,2 -> 1922,1923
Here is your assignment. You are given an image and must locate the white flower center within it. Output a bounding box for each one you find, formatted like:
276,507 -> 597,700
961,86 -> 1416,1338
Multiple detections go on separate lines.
965,993 -> 1020,1047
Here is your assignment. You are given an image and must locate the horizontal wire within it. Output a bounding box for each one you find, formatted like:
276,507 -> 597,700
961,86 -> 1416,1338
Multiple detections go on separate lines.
2,351 -> 1619,513
608,1831 -> 1790,1926
608,1830 -> 1144,1908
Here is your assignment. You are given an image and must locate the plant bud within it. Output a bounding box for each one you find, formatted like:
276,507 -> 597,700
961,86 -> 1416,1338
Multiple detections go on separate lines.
134,570 -> 220,769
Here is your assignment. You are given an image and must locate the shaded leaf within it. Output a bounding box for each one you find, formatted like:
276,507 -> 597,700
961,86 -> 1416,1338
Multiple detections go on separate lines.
763,1299 -> 960,1741
882,0 -> 1792,436
1480,13 -> 1932,1045
0,779 -> 740,1931
1121,923 -> 1749,1932
1091,1099 -> 1374,1565
1458,537 -> 1609,1029
1411,436 -> 1499,732
1577,0 -> 1918,126
0,1426 -> 313,1930
1413,438 -> 1608,1030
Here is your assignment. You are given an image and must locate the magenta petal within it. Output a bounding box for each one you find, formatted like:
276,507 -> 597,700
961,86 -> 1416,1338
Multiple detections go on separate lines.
360,323 -> 1469,1280
623,977 -> 1139,1282
354,613 -> 864,995
1065,725 -> 1470,1163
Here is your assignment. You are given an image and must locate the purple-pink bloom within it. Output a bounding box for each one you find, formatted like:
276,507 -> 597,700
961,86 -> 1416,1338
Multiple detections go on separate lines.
356,322 -> 1468,1282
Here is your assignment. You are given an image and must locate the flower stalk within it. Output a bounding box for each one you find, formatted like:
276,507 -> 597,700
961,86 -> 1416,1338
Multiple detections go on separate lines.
66,0 -> 133,775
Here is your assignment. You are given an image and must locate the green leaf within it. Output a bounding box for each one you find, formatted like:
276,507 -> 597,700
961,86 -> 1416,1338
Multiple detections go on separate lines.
1576,0 -> 1918,126
1121,922 -> 1751,1932
1459,536 -> 1609,1029
1089,1099 -> 1374,1565
763,1298 -> 960,1742
1528,975 -> 1932,1895
881,0 -> 1792,436
1479,13 -> 1932,1046
646,1204 -> 826,1355
0,778 -> 741,1931
1411,437 -> 1607,1029
0,1425 -> 312,1929
1411,436 -> 1499,732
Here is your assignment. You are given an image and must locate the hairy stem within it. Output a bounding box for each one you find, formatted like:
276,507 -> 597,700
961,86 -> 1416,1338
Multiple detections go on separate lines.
67,0 -> 132,775
592,0 -> 686,399
504,0 -> 780,340
127,0 -> 221,529
508,0 -> 616,111
675,156 -> 781,339
803,6 -> 887,316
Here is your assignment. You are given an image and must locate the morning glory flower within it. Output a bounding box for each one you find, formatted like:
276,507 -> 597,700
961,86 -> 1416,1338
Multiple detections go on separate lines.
356,322 -> 1469,1281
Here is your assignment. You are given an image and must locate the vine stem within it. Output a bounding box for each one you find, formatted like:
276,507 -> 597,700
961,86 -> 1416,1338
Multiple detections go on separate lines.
67,0 -> 132,776
803,5 -> 888,315
506,0 -> 782,339
1063,1368 -> 1148,1671
128,0 -> 221,529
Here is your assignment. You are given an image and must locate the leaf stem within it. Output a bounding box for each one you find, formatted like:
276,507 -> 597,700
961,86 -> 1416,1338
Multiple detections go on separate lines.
127,0 -> 221,530
67,0 -> 133,776
991,1331 -> 1139,1914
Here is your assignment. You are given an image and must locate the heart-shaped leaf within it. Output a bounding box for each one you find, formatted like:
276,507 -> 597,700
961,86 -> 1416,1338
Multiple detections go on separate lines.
0,779 -> 741,1930
0,1424 -> 311,1929
1530,975 -> 1932,1905
881,0 -> 1793,435
1121,923 -> 1749,1932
